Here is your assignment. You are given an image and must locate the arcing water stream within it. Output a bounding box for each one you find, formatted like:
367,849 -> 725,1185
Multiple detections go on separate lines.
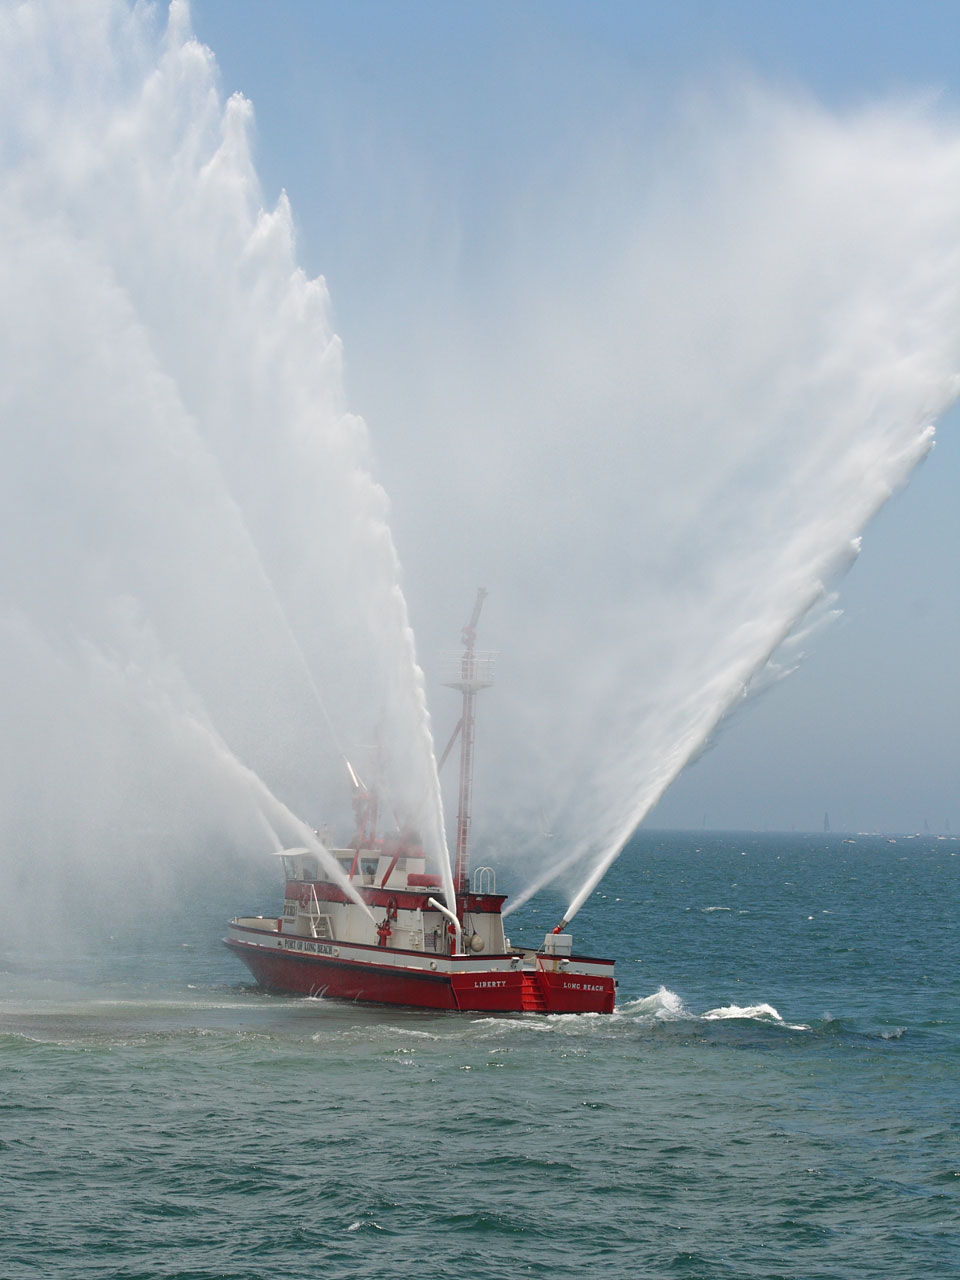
475,101 -> 960,926
2,2 -> 960,941
0,0 -> 453,928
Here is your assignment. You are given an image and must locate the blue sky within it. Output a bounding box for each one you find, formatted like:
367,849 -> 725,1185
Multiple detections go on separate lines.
189,1 -> 958,834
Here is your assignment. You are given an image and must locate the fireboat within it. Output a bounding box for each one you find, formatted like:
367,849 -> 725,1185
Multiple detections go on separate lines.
224,591 -> 616,1014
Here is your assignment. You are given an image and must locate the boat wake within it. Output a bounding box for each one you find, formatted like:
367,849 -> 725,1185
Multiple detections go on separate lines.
702,1001 -> 810,1030
621,989 -> 810,1030
623,986 -> 689,1020
460,985 -> 811,1037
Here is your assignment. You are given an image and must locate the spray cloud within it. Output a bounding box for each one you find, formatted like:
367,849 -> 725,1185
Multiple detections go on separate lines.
0,0 -> 452,931
2,5 -> 960,940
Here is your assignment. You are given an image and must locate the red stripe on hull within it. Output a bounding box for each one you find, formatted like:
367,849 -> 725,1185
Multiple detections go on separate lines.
225,940 -> 615,1014
226,940 -> 460,1009
283,881 -> 507,914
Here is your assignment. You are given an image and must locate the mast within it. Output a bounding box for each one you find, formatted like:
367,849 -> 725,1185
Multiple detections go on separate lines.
442,588 -> 495,895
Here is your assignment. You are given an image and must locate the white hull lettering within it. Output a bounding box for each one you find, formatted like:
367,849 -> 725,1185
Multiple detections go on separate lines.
282,939 -> 334,956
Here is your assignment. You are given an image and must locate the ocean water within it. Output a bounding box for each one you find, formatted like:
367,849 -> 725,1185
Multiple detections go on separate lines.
1,832 -> 958,1279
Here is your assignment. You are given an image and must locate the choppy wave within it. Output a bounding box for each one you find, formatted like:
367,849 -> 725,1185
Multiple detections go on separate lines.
3,834 -> 957,1280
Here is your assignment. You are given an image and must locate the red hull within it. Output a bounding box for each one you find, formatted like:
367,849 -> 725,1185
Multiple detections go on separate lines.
226,600 -> 620,1016
225,938 -> 615,1014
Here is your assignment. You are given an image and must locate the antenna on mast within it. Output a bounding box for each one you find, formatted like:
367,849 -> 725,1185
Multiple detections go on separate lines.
441,588 -> 496,895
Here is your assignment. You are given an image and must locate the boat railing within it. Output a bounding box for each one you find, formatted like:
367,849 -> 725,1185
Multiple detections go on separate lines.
472,866 -> 496,895
303,885 -> 333,940
438,650 -> 497,691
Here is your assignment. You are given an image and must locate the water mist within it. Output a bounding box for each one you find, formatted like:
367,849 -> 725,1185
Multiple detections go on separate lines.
394,93 -> 960,925
0,0 -> 453,930
3,3 -> 960,949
